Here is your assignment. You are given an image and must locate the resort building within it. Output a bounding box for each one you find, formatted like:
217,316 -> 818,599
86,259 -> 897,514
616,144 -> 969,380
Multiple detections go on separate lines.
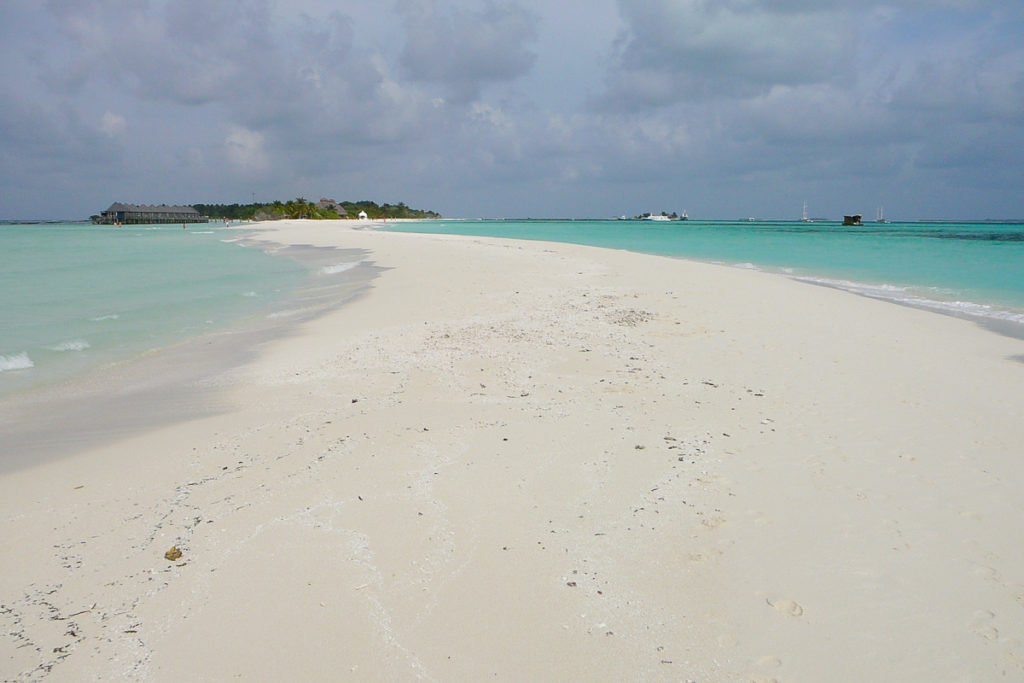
95,203 -> 208,225
317,198 -> 348,217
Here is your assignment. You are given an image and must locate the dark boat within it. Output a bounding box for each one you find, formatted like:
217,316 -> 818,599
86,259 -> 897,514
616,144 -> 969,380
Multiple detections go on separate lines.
843,214 -> 863,226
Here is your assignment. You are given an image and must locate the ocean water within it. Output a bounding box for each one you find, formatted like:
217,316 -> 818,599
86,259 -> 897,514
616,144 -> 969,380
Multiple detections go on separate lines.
385,219 -> 1024,331
0,222 -> 310,398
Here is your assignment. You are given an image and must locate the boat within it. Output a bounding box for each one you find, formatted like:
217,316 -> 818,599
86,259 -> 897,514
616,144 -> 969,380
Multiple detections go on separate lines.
638,211 -> 687,221
875,206 -> 889,223
843,214 -> 863,226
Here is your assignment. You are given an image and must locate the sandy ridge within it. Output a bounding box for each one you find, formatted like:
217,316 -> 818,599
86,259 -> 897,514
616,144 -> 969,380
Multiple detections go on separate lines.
3,220 -> 1024,681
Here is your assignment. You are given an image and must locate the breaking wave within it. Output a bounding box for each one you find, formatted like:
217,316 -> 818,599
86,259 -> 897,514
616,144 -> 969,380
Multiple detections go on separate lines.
0,353 -> 34,372
792,275 -> 1024,326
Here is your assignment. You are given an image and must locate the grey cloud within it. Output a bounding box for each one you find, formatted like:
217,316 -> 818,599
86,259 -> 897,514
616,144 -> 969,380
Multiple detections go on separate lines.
45,0 -> 370,114
46,0 -> 280,105
890,54 -> 1024,126
45,2 -> 433,156
598,0 -> 858,107
397,0 -> 539,103
0,85 -> 123,219
590,2 -> 1024,189
0,92 -> 93,171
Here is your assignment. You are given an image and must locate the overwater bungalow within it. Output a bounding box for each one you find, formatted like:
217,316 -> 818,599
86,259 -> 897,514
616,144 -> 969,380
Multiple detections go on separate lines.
94,203 -> 209,225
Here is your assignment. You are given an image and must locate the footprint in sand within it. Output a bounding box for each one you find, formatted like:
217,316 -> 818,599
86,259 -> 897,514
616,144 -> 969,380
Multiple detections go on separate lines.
970,610 -> 999,641
716,634 -> 739,648
973,624 -> 999,641
767,598 -> 803,617
974,566 -> 1002,584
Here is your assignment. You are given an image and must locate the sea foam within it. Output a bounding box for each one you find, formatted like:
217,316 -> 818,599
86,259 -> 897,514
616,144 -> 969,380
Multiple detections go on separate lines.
47,339 -> 91,352
319,262 -> 360,275
793,276 -> 1024,326
0,353 -> 34,372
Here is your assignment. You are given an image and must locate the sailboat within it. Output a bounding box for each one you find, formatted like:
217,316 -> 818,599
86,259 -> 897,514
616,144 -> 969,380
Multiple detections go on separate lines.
875,206 -> 889,223
800,201 -> 812,222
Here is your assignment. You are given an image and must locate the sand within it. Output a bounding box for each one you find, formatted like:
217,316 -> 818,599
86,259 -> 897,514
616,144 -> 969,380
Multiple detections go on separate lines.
2,219 -> 1024,681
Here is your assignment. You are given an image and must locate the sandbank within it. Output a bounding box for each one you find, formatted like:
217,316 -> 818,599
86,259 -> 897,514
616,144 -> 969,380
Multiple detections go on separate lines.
2,219 -> 1024,680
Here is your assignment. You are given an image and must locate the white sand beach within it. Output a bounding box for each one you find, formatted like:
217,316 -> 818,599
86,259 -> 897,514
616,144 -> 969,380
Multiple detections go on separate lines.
3,220 -> 1024,681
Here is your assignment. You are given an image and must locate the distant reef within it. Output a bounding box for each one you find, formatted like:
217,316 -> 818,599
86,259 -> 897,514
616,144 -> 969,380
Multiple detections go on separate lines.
192,198 -> 441,221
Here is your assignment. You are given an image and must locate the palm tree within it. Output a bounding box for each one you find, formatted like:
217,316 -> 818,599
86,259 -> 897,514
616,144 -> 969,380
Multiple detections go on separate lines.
285,197 -> 314,219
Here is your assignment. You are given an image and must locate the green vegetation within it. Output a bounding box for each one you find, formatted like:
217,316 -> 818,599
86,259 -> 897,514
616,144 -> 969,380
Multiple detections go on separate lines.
193,198 -> 441,221
339,200 -> 441,220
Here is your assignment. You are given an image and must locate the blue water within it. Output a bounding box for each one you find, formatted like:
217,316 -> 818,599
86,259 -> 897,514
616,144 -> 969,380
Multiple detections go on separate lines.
0,222 -> 309,397
385,219 -> 1024,327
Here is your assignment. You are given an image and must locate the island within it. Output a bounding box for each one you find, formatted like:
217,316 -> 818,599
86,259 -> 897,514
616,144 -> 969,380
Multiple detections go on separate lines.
194,198 -> 442,221
91,198 -> 441,224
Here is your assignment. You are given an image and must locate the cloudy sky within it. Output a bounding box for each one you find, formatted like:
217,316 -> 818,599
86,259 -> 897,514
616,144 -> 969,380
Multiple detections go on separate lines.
2,0 -> 1023,220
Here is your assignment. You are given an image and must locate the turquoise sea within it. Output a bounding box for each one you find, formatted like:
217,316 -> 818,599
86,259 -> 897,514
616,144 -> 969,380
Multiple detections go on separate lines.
0,222 -> 311,398
386,219 -> 1024,332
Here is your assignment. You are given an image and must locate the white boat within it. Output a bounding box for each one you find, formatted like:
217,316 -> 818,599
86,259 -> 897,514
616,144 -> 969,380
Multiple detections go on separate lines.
643,213 -> 672,221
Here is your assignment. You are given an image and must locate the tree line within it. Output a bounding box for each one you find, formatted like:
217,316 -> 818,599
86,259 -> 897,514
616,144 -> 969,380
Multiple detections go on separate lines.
193,198 -> 441,221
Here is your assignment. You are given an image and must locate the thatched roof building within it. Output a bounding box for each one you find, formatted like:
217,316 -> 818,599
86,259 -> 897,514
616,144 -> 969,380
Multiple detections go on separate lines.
95,203 -> 208,225
317,198 -> 348,216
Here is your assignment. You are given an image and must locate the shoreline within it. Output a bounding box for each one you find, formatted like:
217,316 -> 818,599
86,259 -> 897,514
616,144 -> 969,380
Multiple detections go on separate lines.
0,231 -> 380,473
789,274 -> 1024,343
3,220 -> 1024,679
383,218 -> 1024,338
